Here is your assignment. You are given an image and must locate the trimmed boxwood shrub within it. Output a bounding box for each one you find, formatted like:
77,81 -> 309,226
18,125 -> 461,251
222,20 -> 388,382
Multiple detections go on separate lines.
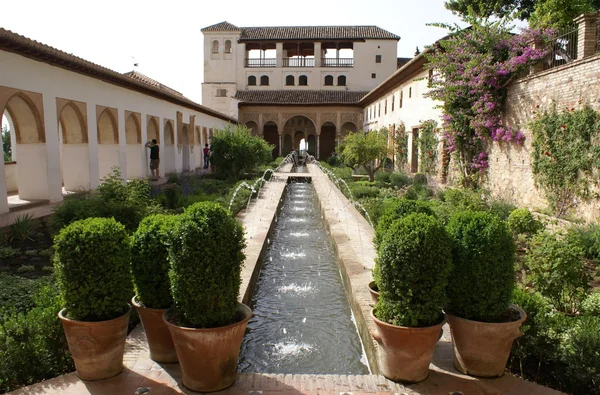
374,213 -> 452,327
168,202 -> 245,328
446,210 -> 516,322
130,214 -> 179,309
507,208 -> 541,236
53,217 -> 132,321
374,199 -> 434,249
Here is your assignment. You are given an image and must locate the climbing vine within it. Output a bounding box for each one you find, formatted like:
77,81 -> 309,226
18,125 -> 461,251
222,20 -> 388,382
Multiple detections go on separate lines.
425,17 -> 554,187
530,104 -> 600,217
393,121 -> 408,171
417,120 -> 438,174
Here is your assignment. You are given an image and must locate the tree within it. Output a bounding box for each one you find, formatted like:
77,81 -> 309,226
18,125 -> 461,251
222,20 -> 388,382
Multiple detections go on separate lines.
2,125 -> 11,162
209,124 -> 274,179
341,129 -> 388,182
530,0 -> 599,30
445,0 -> 537,19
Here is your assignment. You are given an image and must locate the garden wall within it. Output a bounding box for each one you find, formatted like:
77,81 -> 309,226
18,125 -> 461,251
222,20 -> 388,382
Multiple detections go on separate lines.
488,53 -> 600,221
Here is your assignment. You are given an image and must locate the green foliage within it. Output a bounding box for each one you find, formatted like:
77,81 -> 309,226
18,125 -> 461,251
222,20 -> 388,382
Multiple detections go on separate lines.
412,173 -> 428,186
130,214 -> 179,309
404,184 -> 433,201
374,213 -> 452,327
163,183 -> 182,209
168,202 -> 245,327
446,211 -> 516,322
445,0 -> 537,19
0,274 -> 49,313
2,124 -> 11,162
581,291 -> 600,317
443,188 -> 489,211
0,246 -> 19,259
392,122 -> 408,169
10,214 -> 37,244
341,129 -> 389,182
566,222 -> 600,261
0,284 -> 73,392
374,171 -> 392,184
389,172 -> 411,188
559,316 -> 600,393
525,231 -> 590,314
348,182 -> 380,199
374,199 -> 435,249
489,199 -> 517,221
530,105 -> 600,217
16,265 -> 35,273
417,120 -> 439,174
209,124 -> 273,179
530,0 -> 599,29
53,218 -> 132,321
508,208 -> 542,236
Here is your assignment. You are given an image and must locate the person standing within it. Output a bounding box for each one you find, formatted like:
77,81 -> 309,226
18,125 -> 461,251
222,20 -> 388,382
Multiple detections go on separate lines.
145,139 -> 160,180
203,143 -> 210,169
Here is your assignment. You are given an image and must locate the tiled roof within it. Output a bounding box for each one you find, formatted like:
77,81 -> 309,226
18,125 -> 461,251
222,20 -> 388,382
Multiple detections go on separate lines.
123,70 -> 184,98
235,90 -> 368,105
238,26 -> 400,41
397,57 -> 412,68
0,28 -> 238,123
201,21 -> 241,32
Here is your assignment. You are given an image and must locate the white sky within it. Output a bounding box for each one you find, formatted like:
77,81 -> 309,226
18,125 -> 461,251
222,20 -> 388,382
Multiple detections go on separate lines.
0,0 -> 467,105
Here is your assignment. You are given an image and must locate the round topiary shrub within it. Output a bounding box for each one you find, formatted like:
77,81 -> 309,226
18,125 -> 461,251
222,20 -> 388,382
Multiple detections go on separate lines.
53,217 -> 132,321
374,199 -> 434,249
412,173 -> 428,186
167,202 -> 245,328
130,214 -> 179,309
374,213 -> 452,327
446,210 -> 516,322
507,208 -> 541,236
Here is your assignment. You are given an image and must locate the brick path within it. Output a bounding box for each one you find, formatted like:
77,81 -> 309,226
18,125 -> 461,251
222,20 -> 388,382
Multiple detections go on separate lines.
8,165 -> 563,395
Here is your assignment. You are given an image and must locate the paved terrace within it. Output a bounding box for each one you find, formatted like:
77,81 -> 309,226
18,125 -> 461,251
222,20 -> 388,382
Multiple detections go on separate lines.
9,164 -> 562,395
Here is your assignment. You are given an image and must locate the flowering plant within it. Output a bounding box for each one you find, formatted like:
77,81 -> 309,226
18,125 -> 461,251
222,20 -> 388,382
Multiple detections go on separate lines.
392,121 -> 408,170
417,120 -> 439,174
425,16 -> 554,187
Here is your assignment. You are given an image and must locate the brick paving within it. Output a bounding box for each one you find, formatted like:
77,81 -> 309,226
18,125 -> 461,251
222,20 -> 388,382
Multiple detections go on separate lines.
8,164 -> 563,395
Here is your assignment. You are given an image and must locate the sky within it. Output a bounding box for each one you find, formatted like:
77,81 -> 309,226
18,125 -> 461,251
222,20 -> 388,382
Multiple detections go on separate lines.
0,0 -> 468,105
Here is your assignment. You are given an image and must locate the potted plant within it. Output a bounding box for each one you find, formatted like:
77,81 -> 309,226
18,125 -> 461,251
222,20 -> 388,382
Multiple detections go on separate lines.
164,202 -> 250,392
445,210 -> 526,377
371,213 -> 452,382
370,199 -> 434,304
54,217 -> 133,380
130,214 -> 179,363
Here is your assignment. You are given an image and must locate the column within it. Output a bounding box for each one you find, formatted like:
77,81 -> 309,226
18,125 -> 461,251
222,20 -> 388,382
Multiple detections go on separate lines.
278,134 -> 283,156
159,119 -> 165,178
117,108 -> 127,181
316,134 -> 320,160
141,113 -> 149,177
575,14 -> 599,60
276,42 -> 284,68
314,42 -> 322,68
43,94 -> 63,202
87,104 -> 99,188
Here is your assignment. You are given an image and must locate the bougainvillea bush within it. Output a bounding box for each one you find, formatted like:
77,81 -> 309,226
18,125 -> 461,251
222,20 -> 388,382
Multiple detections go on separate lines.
425,17 -> 554,187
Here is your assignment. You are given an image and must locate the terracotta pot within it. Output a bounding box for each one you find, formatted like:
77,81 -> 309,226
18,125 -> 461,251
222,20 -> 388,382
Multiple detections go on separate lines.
59,306 -> 130,381
164,303 -> 252,392
447,304 -> 527,378
368,281 -> 380,304
132,296 -> 177,363
371,309 -> 445,383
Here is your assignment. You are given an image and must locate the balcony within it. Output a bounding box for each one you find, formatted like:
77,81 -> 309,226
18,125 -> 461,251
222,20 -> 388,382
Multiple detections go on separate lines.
322,58 -> 354,67
245,58 -> 276,68
282,57 -> 315,67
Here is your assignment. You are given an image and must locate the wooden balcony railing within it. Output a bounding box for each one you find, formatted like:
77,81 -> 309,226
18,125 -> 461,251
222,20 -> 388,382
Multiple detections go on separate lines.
282,57 -> 315,67
245,58 -> 277,68
322,58 -> 354,67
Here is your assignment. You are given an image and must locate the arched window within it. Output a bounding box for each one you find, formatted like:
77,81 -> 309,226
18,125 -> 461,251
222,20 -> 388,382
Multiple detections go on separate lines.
324,75 -> 334,86
260,75 -> 269,86
286,75 -> 295,86
337,75 -> 347,86
212,40 -> 219,54
299,75 -> 308,86
248,76 -> 257,86
225,40 -> 232,53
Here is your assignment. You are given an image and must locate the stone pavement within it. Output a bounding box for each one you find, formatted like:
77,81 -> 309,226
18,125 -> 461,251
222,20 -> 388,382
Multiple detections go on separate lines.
8,164 -> 563,395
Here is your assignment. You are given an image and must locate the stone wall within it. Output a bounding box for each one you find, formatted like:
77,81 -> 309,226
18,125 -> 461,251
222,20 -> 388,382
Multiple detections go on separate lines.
488,53 -> 600,221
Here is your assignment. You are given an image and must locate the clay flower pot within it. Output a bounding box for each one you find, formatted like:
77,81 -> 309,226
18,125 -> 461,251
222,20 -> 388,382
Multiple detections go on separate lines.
59,306 -> 130,381
446,304 -> 527,377
164,303 -> 252,392
132,296 -> 177,363
368,281 -> 380,304
371,309 -> 445,383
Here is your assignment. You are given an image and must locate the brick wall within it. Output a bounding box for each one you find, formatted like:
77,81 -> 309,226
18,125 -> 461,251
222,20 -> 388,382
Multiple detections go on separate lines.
487,53 -> 600,221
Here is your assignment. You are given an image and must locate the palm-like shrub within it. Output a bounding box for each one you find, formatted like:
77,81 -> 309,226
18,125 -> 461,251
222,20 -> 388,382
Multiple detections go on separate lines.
375,213 -> 452,327
53,218 -> 132,321
130,214 -> 179,309
168,202 -> 245,327
446,211 -> 515,322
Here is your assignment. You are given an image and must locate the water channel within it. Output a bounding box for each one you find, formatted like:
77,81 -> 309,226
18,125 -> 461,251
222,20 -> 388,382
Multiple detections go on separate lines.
238,166 -> 369,374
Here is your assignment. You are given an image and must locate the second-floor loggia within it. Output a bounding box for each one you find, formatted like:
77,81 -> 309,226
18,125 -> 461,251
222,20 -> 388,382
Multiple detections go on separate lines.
244,41 -> 354,68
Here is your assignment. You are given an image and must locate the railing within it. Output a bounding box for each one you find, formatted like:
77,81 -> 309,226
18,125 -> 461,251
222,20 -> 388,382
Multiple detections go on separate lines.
543,25 -> 579,71
245,58 -> 277,68
282,57 -> 315,67
322,58 -> 354,67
